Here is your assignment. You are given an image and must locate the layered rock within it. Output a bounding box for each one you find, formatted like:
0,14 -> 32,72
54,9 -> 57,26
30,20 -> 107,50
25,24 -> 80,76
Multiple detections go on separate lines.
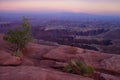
0,34 -> 120,80
0,66 -> 93,80
0,50 -> 22,66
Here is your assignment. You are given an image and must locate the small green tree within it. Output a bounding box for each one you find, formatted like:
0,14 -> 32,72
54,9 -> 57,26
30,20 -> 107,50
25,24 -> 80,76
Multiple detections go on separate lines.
4,17 -> 32,57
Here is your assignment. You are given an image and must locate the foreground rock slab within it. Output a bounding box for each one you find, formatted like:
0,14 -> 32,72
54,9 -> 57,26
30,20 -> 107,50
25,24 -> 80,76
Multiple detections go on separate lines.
0,51 -> 22,66
0,66 -> 93,80
0,34 -> 120,80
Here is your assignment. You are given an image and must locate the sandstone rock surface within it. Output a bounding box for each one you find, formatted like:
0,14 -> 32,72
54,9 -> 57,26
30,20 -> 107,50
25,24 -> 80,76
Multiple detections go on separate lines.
0,34 -> 120,80
0,66 -> 93,80
0,50 -> 22,66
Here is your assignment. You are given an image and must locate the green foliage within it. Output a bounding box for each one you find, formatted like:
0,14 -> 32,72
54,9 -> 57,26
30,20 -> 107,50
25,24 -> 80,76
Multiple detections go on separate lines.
81,65 -> 94,76
64,59 -> 94,77
4,17 -> 32,57
22,17 -> 32,42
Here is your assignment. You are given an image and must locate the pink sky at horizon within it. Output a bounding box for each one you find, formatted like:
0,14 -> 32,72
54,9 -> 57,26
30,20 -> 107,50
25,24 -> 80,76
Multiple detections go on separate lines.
0,0 -> 120,14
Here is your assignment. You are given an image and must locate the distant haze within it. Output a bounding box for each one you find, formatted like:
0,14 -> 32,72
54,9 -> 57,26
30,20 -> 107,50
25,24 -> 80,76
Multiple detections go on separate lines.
0,0 -> 120,15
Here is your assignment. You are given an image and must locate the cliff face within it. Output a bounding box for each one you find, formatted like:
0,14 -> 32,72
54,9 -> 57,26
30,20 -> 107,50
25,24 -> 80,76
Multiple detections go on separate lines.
0,34 -> 120,80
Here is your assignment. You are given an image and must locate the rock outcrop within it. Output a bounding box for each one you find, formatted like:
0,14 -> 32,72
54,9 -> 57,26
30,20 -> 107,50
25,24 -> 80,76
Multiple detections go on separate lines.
0,34 -> 120,80
0,66 -> 93,80
0,50 -> 22,66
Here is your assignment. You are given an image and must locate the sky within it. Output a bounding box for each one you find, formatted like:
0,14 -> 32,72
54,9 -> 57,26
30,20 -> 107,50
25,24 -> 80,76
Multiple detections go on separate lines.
0,0 -> 120,15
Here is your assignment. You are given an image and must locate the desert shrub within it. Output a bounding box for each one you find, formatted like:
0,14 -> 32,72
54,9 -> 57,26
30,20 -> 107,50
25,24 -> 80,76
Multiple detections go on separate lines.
81,65 -> 94,76
64,59 -> 94,76
4,17 -> 32,57
64,59 -> 83,74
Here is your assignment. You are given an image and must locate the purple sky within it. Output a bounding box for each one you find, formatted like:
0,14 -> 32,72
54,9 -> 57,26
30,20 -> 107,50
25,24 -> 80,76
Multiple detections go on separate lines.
0,0 -> 120,14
